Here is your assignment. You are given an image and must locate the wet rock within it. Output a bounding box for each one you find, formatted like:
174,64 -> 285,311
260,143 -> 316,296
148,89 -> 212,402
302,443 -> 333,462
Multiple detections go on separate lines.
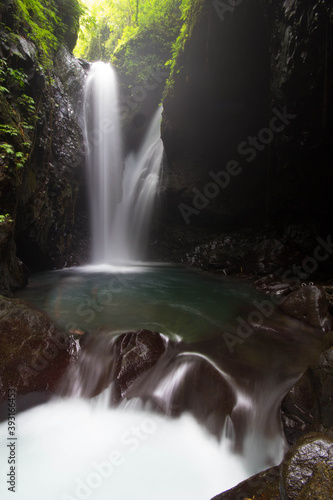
212,432 -> 333,500
281,370 -> 320,445
0,222 -> 28,296
15,45 -> 87,272
312,339 -> 333,429
211,465 -> 281,499
0,295 -> 79,401
254,273 -> 294,297
245,239 -> 288,276
279,285 -> 333,333
280,432 -> 333,500
114,329 -> 166,397
203,249 -> 241,274
137,354 -> 237,438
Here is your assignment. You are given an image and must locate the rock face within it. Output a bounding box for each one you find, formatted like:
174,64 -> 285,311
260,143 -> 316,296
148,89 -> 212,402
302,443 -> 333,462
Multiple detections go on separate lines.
158,0 -> 333,262
0,221 -> 28,295
0,3 -> 88,296
0,295 -> 79,401
15,46 -> 88,273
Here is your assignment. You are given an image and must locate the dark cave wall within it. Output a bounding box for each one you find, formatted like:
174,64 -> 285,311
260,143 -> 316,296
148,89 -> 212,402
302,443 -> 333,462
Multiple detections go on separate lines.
159,0 -> 333,257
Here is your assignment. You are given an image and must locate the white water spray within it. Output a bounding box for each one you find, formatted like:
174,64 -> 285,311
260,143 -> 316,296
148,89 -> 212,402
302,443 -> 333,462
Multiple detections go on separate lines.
0,397 -> 249,500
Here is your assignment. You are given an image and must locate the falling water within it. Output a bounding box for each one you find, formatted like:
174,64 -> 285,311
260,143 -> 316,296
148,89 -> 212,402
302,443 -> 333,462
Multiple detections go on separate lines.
84,62 -> 163,264
110,106 -> 164,262
84,62 -> 123,264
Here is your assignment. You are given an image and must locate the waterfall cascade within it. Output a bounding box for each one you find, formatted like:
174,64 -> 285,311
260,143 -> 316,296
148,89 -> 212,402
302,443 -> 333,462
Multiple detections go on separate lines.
84,62 -> 163,265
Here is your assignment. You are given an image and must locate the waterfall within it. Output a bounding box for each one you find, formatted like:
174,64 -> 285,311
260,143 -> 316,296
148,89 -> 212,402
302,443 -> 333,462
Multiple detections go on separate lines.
110,106 -> 164,262
84,62 -> 163,265
84,62 -> 123,264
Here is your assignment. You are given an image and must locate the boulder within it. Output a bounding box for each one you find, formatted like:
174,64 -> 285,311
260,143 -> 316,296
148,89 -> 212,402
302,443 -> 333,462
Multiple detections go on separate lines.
0,295 -> 79,401
279,285 -> 333,333
115,329 -> 166,397
59,329 -> 167,400
281,370 -> 320,445
311,338 -> 333,429
280,432 -> 333,500
254,274 -> 295,297
211,465 -> 281,499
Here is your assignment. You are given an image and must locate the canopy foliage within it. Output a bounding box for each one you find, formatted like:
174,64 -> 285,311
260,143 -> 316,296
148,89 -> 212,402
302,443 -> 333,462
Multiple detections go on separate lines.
74,0 -> 182,62
74,0 -> 204,100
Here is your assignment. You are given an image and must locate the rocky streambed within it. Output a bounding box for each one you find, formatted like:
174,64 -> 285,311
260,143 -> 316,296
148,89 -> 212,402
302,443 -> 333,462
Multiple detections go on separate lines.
0,269 -> 332,498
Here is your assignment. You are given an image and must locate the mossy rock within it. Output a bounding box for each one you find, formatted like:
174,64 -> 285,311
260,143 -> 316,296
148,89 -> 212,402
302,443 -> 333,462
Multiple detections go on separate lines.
280,432 -> 333,500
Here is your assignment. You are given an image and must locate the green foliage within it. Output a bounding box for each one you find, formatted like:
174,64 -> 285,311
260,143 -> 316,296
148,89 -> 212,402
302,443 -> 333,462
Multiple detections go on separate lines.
0,125 -> 20,138
164,0 -> 205,96
13,0 -> 83,65
17,94 -> 36,117
0,140 -> 30,170
0,214 -> 13,224
0,143 -> 15,157
75,0 -> 181,62
75,0 -> 206,103
14,0 -> 59,63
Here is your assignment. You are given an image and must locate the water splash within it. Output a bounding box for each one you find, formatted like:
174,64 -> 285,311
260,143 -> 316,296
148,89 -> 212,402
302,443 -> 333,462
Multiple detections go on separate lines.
0,398 -> 249,500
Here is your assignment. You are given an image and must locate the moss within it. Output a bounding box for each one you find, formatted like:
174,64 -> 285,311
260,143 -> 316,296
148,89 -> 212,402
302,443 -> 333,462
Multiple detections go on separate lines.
163,0 -> 206,100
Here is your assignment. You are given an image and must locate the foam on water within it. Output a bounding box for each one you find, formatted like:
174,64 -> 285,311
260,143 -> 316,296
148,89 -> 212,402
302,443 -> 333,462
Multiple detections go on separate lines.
0,395 -> 250,500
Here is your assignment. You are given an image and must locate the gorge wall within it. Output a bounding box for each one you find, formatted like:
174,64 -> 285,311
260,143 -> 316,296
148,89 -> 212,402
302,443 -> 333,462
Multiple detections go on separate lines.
158,0 -> 333,265
1,0 -> 332,295
0,1 -> 87,296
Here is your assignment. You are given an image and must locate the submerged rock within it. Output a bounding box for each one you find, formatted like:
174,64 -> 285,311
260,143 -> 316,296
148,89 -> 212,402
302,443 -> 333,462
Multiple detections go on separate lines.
0,295 -> 79,401
60,329 -> 167,400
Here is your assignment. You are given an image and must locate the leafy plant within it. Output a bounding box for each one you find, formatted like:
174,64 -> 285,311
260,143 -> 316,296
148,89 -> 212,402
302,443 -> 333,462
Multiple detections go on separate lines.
0,125 -> 20,138
0,214 -> 13,223
0,143 -> 15,157
13,0 -> 83,67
